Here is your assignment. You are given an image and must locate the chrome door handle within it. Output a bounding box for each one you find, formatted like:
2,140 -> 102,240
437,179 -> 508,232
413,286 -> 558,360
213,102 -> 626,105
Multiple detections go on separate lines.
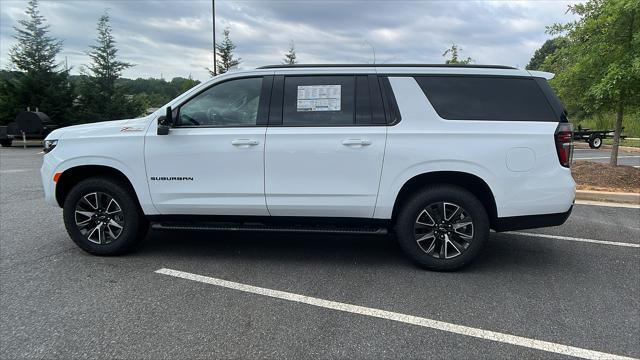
341,139 -> 371,146
231,139 -> 259,146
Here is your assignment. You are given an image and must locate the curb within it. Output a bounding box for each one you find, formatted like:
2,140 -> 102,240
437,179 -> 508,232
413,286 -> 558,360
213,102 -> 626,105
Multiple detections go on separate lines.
573,143 -> 640,153
576,190 -> 640,205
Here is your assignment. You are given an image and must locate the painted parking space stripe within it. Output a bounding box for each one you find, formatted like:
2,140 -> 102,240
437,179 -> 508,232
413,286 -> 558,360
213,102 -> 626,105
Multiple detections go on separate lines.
0,169 -> 31,174
504,231 -> 640,248
575,200 -> 640,209
573,155 -> 640,160
155,268 -> 637,360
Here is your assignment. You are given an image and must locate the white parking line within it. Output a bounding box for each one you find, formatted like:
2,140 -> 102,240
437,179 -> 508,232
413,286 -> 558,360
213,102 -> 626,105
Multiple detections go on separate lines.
575,200 -> 640,209
155,268 -> 637,360
505,231 -> 640,248
0,169 -> 31,174
574,156 -> 640,160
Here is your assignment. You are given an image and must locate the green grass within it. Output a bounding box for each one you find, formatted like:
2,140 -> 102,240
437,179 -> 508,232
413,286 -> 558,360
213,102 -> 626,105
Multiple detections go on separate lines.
572,110 -> 640,138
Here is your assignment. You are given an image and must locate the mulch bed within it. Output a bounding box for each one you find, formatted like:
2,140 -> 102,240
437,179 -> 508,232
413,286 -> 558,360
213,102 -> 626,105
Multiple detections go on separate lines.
572,161 -> 640,193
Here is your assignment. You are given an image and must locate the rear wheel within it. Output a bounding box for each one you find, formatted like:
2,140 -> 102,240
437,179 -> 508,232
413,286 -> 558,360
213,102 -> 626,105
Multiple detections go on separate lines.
63,177 -> 147,255
395,185 -> 489,271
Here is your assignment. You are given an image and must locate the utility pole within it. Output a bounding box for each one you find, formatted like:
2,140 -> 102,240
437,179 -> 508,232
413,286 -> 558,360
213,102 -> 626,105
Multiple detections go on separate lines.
212,0 -> 216,76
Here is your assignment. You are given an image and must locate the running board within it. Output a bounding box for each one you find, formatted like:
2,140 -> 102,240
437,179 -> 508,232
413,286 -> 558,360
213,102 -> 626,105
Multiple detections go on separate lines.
151,221 -> 388,235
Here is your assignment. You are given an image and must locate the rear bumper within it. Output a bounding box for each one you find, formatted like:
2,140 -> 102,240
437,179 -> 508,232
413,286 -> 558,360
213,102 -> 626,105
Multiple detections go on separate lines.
492,206 -> 573,232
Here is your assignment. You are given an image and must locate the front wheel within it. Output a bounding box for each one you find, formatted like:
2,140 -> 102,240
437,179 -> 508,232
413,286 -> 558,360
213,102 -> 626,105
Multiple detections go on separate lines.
589,135 -> 602,149
63,177 -> 148,255
395,185 -> 489,271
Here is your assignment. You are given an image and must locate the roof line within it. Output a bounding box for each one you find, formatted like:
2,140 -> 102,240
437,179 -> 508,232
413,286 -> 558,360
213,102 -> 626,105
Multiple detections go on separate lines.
257,64 -> 517,70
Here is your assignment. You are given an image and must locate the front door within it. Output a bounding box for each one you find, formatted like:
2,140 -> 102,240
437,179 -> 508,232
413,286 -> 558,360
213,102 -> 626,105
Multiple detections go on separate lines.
145,76 -> 271,215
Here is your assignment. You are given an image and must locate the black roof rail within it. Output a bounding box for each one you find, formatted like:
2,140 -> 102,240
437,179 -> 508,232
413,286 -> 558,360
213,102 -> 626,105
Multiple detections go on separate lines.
257,64 -> 517,70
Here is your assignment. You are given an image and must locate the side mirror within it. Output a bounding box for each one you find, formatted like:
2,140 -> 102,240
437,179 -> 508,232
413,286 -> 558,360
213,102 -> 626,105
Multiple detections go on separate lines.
157,106 -> 173,135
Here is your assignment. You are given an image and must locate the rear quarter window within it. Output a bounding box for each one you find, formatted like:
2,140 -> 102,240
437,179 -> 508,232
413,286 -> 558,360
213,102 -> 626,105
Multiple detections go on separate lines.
415,76 -> 558,122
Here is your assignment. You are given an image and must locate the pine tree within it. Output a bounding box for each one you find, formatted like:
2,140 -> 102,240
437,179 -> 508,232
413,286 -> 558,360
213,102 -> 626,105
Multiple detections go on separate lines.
209,28 -> 241,76
283,41 -> 297,65
9,0 -> 62,74
1,0 -> 74,125
78,12 -> 141,121
86,13 -> 132,94
442,43 -> 473,64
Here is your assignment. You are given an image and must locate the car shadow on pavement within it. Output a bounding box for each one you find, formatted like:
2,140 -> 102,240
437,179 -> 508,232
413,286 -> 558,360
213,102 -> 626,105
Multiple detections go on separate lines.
133,230 -> 569,273
138,229 -> 409,267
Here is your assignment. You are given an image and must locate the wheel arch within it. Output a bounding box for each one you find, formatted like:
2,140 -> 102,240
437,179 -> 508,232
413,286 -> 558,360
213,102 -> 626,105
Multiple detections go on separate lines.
391,171 -> 498,229
55,165 -> 140,209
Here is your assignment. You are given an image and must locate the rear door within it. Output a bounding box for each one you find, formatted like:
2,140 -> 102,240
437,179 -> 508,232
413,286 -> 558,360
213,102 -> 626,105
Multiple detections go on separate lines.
264,74 -> 389,218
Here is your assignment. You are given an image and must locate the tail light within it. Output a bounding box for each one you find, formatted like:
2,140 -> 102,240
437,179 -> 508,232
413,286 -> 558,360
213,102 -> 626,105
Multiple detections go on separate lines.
554,123 -> 573,168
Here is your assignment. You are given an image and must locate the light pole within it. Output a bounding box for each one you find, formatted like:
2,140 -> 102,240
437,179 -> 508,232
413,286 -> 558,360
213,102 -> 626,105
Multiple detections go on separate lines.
212,0 -> 216,76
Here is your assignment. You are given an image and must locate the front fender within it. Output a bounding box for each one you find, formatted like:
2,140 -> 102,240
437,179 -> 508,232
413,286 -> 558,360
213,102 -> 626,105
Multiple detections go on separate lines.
42,154 -> 158,215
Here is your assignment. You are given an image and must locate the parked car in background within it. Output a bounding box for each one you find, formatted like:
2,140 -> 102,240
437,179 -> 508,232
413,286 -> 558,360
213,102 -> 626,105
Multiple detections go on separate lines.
40,64 -> 575,270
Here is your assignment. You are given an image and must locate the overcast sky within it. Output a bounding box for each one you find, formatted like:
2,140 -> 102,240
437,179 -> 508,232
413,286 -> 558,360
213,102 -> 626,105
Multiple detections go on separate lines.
0,0 -> 580,81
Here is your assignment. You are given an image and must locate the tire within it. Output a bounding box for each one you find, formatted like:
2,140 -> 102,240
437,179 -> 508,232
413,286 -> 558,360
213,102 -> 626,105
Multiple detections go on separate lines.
0,139 -> 12,147
589,136 -> 602,149
63,177 -> 148,255
395,185 -> 489,271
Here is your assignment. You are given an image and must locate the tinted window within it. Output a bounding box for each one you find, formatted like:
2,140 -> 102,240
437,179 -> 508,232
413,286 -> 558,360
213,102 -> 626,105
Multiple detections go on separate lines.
534,77 -> 568,121
283,76 -> 355,126
177,77 -> 262,127
415,76 -> 557,121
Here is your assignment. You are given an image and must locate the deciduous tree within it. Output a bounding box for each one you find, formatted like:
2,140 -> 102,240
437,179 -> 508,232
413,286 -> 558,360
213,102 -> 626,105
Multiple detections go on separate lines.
526,37 -> 567,71
544,0 -> 639,165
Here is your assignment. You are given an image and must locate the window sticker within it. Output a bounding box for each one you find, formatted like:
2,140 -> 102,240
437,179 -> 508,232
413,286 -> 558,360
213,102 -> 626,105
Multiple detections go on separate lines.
296,85 -> 341,112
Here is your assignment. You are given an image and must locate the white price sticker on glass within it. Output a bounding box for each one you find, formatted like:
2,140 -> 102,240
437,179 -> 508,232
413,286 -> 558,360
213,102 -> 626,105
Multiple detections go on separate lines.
296,85 -> 341,112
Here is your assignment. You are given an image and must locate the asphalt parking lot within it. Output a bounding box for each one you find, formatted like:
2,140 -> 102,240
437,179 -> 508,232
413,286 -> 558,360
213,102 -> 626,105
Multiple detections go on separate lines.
1,146 -> 639,360
573,147 -> 640,167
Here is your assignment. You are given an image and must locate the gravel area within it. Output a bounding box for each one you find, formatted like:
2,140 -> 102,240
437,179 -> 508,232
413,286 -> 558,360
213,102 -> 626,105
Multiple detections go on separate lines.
572,161 -> 640,193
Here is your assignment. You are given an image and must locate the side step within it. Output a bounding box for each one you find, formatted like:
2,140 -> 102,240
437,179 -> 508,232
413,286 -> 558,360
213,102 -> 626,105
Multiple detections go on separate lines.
151,221 -> 388,235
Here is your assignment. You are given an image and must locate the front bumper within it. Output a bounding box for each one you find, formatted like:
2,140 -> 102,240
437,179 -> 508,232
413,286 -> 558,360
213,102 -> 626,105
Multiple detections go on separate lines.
41,154 -> 58,207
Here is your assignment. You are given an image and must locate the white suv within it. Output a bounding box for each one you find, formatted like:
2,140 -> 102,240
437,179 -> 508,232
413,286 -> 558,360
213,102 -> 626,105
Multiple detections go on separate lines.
41,64 -> 575,270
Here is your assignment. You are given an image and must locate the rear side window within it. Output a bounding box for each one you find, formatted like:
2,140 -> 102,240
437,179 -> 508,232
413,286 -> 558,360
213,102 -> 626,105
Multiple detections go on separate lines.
534,77 -> 568,122
415,76 -> 557,122
282,76 -> 355,126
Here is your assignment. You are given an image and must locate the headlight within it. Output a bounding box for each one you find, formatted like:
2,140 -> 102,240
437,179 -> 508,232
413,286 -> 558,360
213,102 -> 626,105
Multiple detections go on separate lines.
43,139 -> 58,153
